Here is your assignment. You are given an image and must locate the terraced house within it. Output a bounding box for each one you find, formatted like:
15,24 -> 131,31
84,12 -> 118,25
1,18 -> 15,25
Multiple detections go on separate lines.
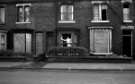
0,0 -> 135,62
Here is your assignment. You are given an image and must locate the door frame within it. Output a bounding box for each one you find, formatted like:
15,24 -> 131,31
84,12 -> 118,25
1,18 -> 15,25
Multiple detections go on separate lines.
122,29 -> 133,57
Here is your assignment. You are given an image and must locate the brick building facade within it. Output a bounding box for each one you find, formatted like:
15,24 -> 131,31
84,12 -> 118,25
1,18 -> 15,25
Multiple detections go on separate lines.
0,0 -> 135,60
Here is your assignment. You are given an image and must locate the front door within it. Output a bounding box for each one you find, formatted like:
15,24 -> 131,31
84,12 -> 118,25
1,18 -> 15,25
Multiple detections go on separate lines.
122,30 -> 132,57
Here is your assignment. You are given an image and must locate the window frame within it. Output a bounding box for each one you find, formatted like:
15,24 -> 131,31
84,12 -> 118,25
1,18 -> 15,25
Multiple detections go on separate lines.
58,4 -> 75,23
89,27 -> 112,55
14,33 -> 32,53
16,3 -> 31,24
0,6 -> 5,24
122,2 -> 132,23
91,3 -> 110,23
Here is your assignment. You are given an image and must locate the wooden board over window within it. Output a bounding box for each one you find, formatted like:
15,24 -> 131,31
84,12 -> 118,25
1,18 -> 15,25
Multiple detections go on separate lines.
90,28 -> 112,55
14,33 -> 32,53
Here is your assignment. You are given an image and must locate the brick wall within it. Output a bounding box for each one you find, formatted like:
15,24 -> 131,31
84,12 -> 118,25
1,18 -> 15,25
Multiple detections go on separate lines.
0,0 -> 135,57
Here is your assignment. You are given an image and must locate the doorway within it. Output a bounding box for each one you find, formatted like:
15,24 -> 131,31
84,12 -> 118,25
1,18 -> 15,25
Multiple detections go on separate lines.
122,30 -> 132,57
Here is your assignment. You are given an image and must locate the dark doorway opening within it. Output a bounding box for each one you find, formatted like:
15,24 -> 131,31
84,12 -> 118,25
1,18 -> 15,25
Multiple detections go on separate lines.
122,30 -> 132,57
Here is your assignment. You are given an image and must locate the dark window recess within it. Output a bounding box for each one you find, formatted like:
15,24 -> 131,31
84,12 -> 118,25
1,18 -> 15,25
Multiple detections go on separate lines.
123,3 -> 129,8
62,33 -> 71,39
122,30 -> 131,35
102,9 -> 107,20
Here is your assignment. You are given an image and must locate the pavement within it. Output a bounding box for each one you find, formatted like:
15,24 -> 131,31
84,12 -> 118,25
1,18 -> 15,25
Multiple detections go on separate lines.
0,61 -> 135,71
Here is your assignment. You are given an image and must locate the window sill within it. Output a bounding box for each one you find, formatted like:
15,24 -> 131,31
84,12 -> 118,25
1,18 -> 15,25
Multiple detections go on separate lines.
58,20 -> 76,23
123,20 -> 133,23
92,52 -> 113,55
91,20 -> 110,23
16,22 -> 31,24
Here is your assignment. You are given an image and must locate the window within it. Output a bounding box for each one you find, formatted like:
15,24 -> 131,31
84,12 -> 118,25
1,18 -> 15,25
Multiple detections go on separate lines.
92,4 -> 109,22
89,28 -> 112,54
0,7 -> 5,24
59,5 -> 75,23
123,2 -> 132,22
14,33 -> 32,53
16,4 -> 31,23
57,32 -> 78,47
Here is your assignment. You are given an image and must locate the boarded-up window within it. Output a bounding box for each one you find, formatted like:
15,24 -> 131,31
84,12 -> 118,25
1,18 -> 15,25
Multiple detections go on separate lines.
0,7 -> 5,24
90,29 -> 112,54
36,33 -> 44,55
14,33 -> 32,53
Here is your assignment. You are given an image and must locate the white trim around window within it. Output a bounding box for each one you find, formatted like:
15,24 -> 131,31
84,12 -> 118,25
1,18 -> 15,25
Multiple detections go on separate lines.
91,1 -> 109,4
16,3 -> 31,6
123,20 -> 133,23
91,20 -> 110,23
16,21 -> 31,24
58,20 -> 75,23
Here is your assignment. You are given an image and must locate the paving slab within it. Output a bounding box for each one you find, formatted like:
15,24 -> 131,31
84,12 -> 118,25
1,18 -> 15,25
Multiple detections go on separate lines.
0,62 -> 135,71
43,63 -> 135,71
0,62 -> 32,68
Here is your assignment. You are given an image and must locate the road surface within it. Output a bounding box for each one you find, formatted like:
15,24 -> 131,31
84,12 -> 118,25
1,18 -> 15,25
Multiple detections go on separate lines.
0,70 -> 135,84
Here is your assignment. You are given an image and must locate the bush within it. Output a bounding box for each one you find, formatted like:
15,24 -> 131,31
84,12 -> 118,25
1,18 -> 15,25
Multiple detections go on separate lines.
47,46 -> 89,57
